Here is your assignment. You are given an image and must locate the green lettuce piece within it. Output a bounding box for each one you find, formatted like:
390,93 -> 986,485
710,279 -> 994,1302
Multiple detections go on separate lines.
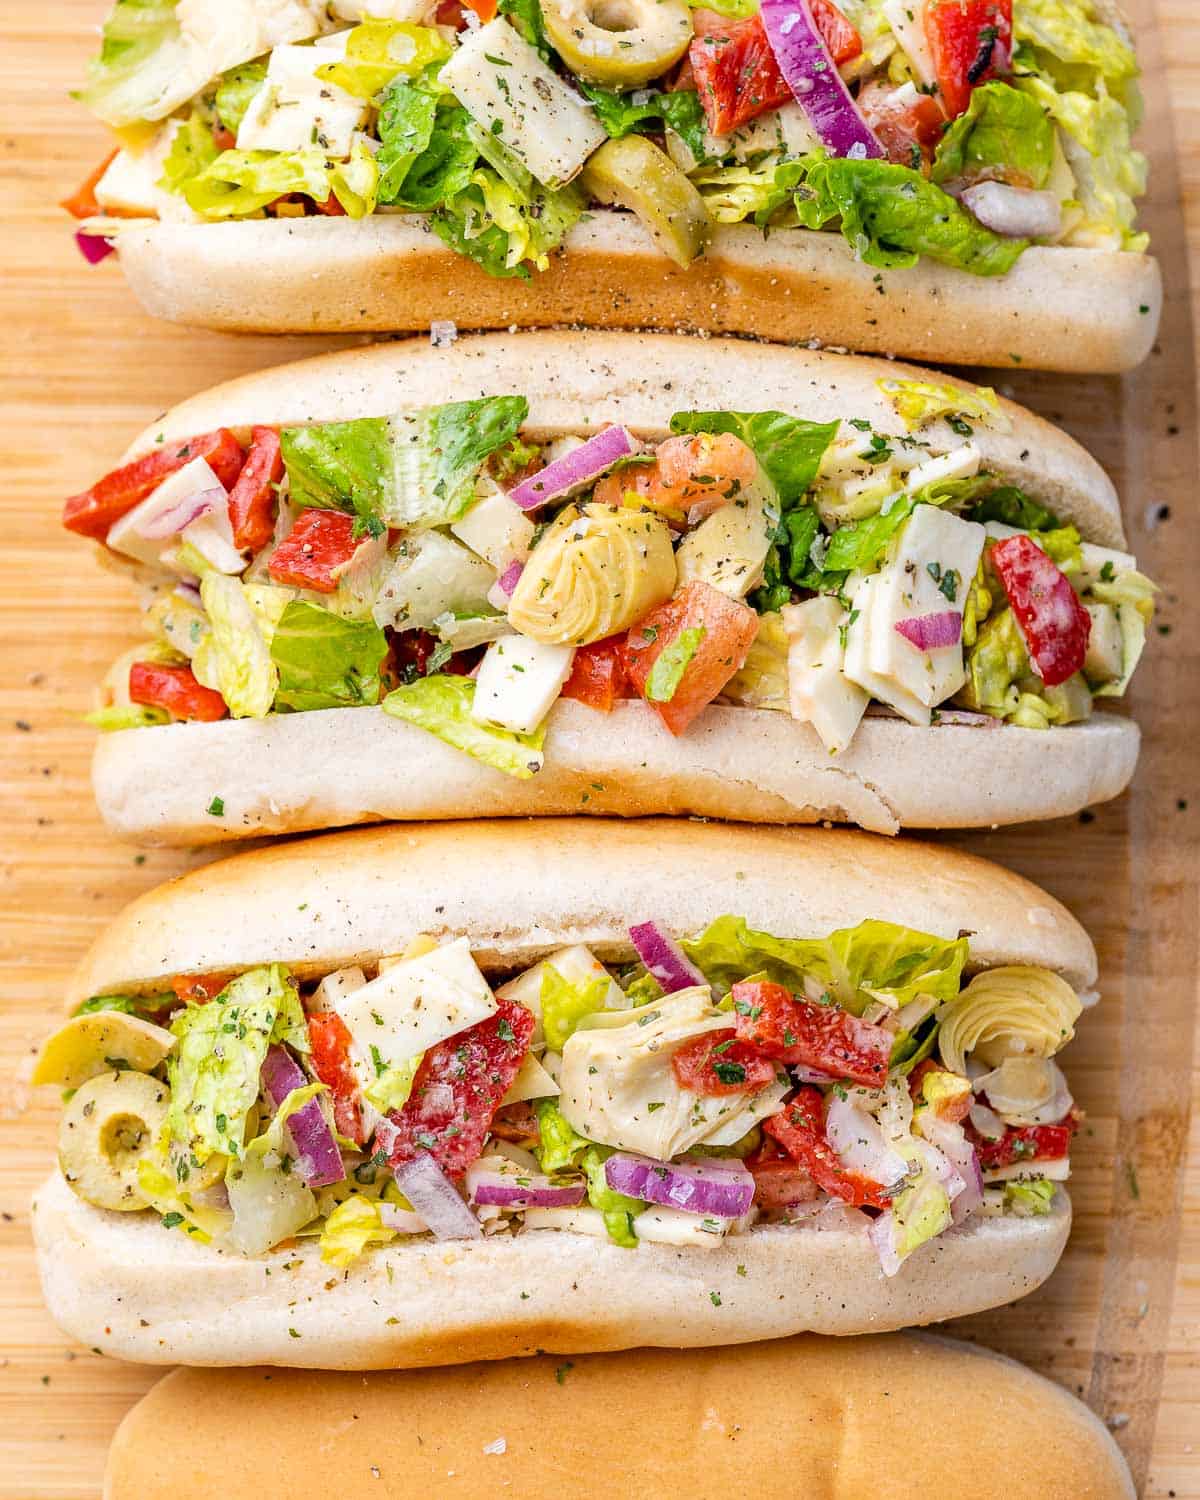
581,1145 -> 644,1248
932,81 -> 1055,189
668,410 -> 839,506
193,574 -> 277,719
799,155 -> 1027,275
498,0 -> 549,53
76,993 -> 171,1016
540,965 -> 611,1050
959,607 -> 1028,716
534,1098 -> 590,1174
215,61 -> 267,134
1092,602 -> 1146,700
73,0 -> 186,129
331,138 -> 381,218
436,162 -> 583,278
158,108 -> 219,195
281,417 -> 393,519
1014,0 -> 1138,87
889,1159 -> 952,1261
86,703 -> 170,731
1037,525 -> 1083,573
822,496 -> 916,575
376,79 -> 446,204
970,485 -> 1059,531
621,972 -> 664,1007
363,1052 -> 422,1114
315,19 -> 450,99
691,156 -> 808,228
226,1084 -> 323,1256
682,916 -> 968,1015
182,147 -> 336,219
1005,1178 -> 1057,1215
272,985 -> 311,1055
682,0 -> 757,16
879,375 -> 1004,432
136,1155 -> 228,1243
382,674 -> 545,779
319,1195 -> 400,1267
646,627 -> 705,703
270,601 -> 388,712
167,966 -> 294,1164
579,83 -> 708,165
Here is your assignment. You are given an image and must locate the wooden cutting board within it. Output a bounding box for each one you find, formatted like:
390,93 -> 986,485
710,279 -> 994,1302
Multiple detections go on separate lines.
0,1 -> 1196,1495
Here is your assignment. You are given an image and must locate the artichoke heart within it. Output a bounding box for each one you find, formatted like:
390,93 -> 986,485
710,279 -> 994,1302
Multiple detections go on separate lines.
507,502 -> 677,646
937,965 -> 1082,1076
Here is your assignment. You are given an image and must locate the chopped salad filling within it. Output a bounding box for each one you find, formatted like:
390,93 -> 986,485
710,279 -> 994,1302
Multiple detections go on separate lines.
40,914 -> 1083,1275
67,374 -> 1153,766
67,0 -> 1146,279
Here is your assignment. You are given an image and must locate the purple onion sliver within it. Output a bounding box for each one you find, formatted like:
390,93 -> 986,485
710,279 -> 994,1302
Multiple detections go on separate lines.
759,0 -> 884,160
137,487 -> 224,540
497,559 -> 524,596
628,921 -> 706,994
605,1151 -> 754,1218
894,610 -> 962,652
260,1044 -> 345,1189
471,1175 -> 586,1209
509,425 -> 638,511
391,1152 -> 482,1240
75,230 -> 115,265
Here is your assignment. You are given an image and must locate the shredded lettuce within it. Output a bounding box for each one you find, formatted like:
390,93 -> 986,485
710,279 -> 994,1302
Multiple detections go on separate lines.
1014,0 -> 1138,89
182,142 -> 379,220
73,0 -> 188,129
215,60 -> 268,133
363,1052 -> 422,1114
193,574 -> 278,719
540,965 -> 611,1051
86,703 -> 170,732
580,83 -> 708,165
226,1083 -> 326,1256
879,376 -> 1003,433
534,1098 -> 590,1174
270,601 -> 388,712
158,109 -> 219,195
932,81 -> 1055,189
381,673 -> 545,778
319,1194 -> 400,1266
377,88 -> 476,208
1005,1178 -> 1057,1215
581,1145 -> 643,1248
971,485 -> 1059,532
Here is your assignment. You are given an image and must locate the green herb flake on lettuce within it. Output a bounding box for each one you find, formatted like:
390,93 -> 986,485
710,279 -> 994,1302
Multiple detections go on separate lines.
270,601 -> 388,713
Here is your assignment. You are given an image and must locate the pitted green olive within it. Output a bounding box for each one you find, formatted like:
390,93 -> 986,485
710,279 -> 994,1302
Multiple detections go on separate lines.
33,1011 -> 175,1091
507,501 -> 677,645
580,136 -> 712,268
542,0 -> 693,86
58,1071 -> 170,1212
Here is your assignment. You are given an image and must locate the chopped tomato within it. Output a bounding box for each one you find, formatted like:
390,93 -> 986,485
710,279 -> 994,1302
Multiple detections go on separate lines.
435,0 -> 497,25
731,980 -> 891,1088
314,194 -> 347,216
212,127 -> 237,153
61,150 -> 119,220
128,662 -> 228,723
560,638 -> 631,713
908,1059 -> 972,1122
378,997 -> 534,1178
308,1012 -> 366,1145
170,973 -> 230,1004
857,80 -> 946,168
689,12 -> 793,136
763,1087 -> 895,1209
489,1100 -> 541,1145
267,509 -> 361,593
671,1029 -> 779,1096
227,426 -> 283,552
593,432 -> 758,523
810,0 -> 863,65
990,534 -> 1091,687
925,0 -> 1012,119
63,430 -> 245,541
747,1155 -> 821,1210
624,580 -> 758,736
968,1113 -> 1078,1172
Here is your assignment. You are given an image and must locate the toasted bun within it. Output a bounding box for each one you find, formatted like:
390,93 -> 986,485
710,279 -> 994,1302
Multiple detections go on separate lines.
63,818 -> 1098,1007
98,212 -> 1161,375
122,330 -> 1126,547
104,1335 -> 1135,1500
34,1167 -> 1070,1367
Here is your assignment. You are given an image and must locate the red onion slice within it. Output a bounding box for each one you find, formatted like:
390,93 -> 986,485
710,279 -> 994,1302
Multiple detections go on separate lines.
509,426 -> 638,511
466,1164 -> 586,1210
75,231 -> 115,264
260,1045 -> 346,1189
496,560 -> 524,596
961,182 -> 1062,240
867,1208 -> 903,1276
894,610 -> 962,651
628,921 -> 706,994
760,0 -> 884,160
391,1152 -> 483,1240
605,1151 -> 754,1218
378,1202 -> 428,1234
137,486 -> 225,541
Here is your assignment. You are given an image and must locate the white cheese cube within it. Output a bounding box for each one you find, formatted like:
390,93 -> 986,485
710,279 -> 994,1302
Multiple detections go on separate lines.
472,635 -> 574,735
1083,602 -> 1124,684
881,0 -> 936,86
983,520 -> 1022,543
237,41 -> 366,155
499,1051 -> 561,1106
178,0 -> 330,75
440,18 -> 607,187
496,945 -> 627,1050
782,596 -> 870,755
105,458 -> 226,568
451,481 -> 536,570
333,937 -> 498,1071
523,1206 -> 610,1237
867,506 -> 985,708
94,124 -> 183,220
842,575 -> 931,726
1078,542 -> 1138,589
633,1206 -> 733,1247
903,443 -> 982,495
309,966 -> 367,1013
372,531 -> 496,631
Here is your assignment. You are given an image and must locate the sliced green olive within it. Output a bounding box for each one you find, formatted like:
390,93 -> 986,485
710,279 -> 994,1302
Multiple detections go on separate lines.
542,0 -> 693,86
581,136 -> 711,268
58,1071 -> 170,1212
33,1011 -> 175,1091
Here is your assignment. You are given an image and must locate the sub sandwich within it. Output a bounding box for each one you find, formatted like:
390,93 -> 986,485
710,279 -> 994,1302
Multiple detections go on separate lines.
63,0 -> 1159,371
34,818 -> 1093,1367
64,332 -> 1152,843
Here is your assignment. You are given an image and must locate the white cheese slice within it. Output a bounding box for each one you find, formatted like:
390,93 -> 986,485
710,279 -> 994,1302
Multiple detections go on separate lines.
881,0 -> 936,87
522,1206 -> 609,1237
499,1051 -> 561,1106
782,596 -> 869,755
471,635 -> 574,736
842,574 -> 931,725
903,442 -> 981,494
1083,602 -> 1124,684
333,937 -> 498,1074
308,966 -> 367,1013
94,123 -> 198,222
439,18 -> 607,188
105,458 -> 226,568
237,39 -> 366,155
867,505 -> 985,708
451,481 -> 536,570
1078,541 -> 1138,589
496,945 -> 627,1049
632,1206 -> 733,1248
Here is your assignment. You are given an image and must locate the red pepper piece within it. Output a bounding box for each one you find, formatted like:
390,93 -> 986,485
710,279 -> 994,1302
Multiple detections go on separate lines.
671,1029 -> 779,1096
990,534 -> 1091,687
128,662 -> 228,722
63,430 -> 245,541
560,638 -> 631,713
61,150 -> 119,219
763,1086 -> 895,1208
308,1011 -> 367,1146
267,509 -> 361,593
689,12 -> 793,136
228,426 -> 283,552
731,980 -> 892,1087
170,973 -> 231,1004
924,0 -> 1012,119
810,0 -> 863,65
968,1114 -> 1078,1172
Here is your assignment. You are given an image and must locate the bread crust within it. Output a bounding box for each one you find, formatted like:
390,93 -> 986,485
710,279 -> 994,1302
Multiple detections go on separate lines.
33,1167 -> 1070,1368
63,817 -> 1098,1006
103,1334 -> 1135,1499
101,212 -> 1162,374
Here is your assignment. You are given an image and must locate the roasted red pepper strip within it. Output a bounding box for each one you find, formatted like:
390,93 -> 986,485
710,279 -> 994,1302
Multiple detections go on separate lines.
731,980 -> 892,1087
671,1029 -> 779,1096
967,1114 -> 1077,1172
858,79 -> 947,167
378,997 -> 534,1178
810,0 -> 863,65
764,1087 -> 895,1208
267,509 -> 360,593
308,1012 -> 367,1145
63,430 -> 245,541
689,12 -> 793,136
924,0 -> 1012,119
990,534 -> 1091,687
61,150 -> 119,219
227,426 -> 283,552
170,973 -> 231,1004
128,662 -> 228,722
560,638 -> 631,713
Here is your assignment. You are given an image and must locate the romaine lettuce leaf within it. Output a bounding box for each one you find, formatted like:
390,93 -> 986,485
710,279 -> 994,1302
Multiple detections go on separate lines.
226,1083 -> 323,1256
381,673 -> 545,778
970,485 -> 1059,532
319,1194 -> 400,1267
540,965 -> 611,1050
1005,1178 -> 1057,1215
193,574 -> 278,719
215,60 -> 267,134
534,1098 -> 590,1173
86,703 -> 170,732
379,92 -> 478,209
932,81 -> 1055,189
1014,0 -> 1138,88
182,146 -> 334,218
314,19 -> 450,99
363,1052 -> 422,1114
580,83 -> 708,165
437,167 -> 583,278
581,1144 -> 643,1248
880,375 -> 1004,432
270,601 -> 388,712
73,0 -> 188,129
158,109 -> 220,195
668,410 -> 839,506
281,417 -> 393,518
691,156 -> 808,228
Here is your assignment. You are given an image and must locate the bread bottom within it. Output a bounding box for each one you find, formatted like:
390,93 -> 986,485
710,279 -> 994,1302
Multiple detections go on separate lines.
33,1169 -> 1069,1369
91,699 -> 1140,844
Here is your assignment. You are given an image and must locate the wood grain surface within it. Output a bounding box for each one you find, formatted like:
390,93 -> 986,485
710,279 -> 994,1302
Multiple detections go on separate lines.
0,2 -> 1197,1496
